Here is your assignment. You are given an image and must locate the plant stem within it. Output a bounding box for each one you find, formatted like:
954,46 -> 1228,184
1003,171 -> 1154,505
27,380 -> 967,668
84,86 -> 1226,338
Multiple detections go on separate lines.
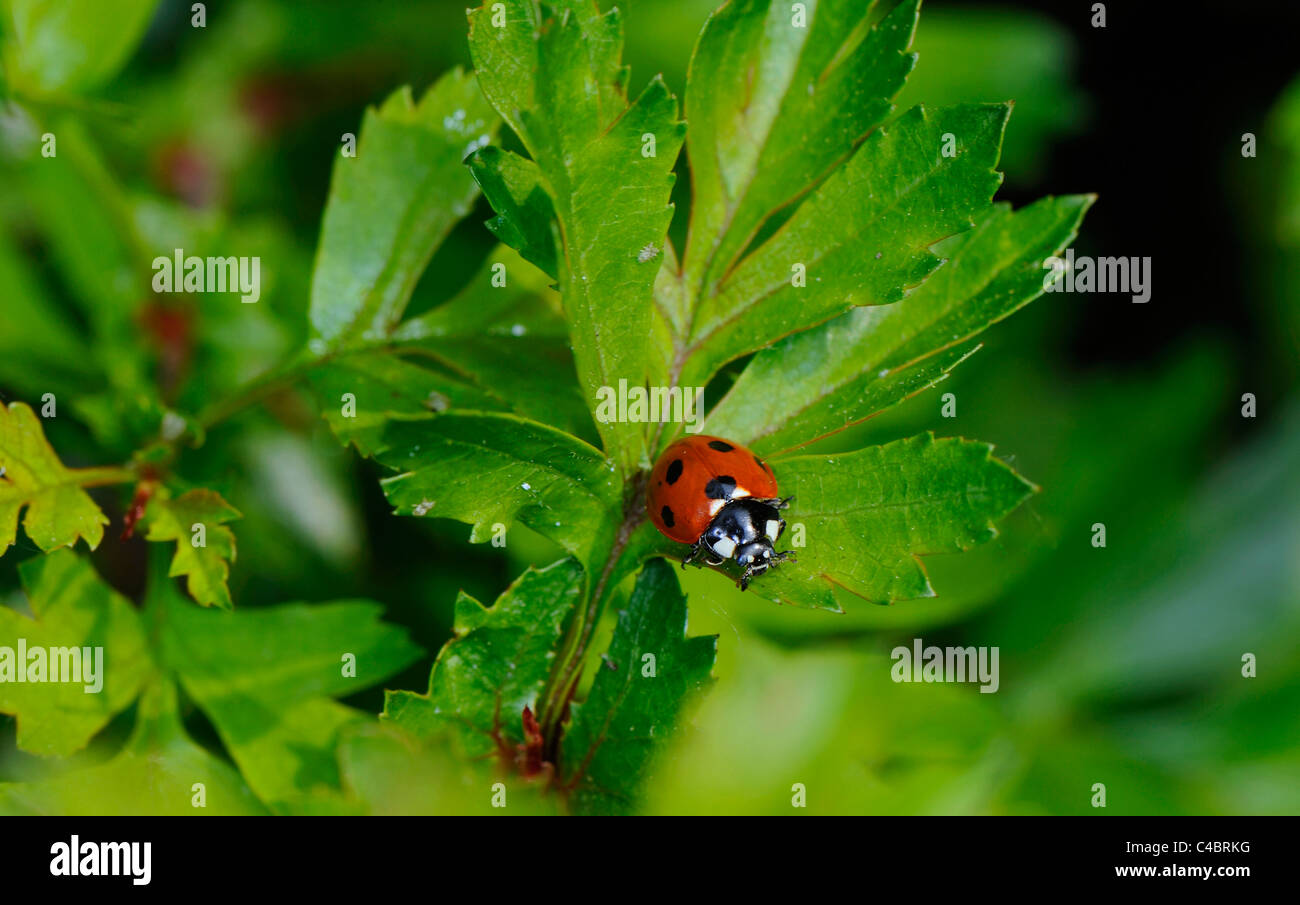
539,483 -> 647,748
71,465 -> 136,487
195,353 -> 318,430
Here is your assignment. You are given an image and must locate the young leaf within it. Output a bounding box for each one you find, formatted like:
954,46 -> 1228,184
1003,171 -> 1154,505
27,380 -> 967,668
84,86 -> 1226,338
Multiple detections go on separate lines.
308,70 -> 498,348
144,488 -> 241,610
753,434 -> 1036,610
705,196 -> 1095,453
0,550 -> 152,757
377,412 -> 619,566
2,0 -> 158,94
0,401 -> 113,556
383,558 -> 585,759
469,0 -> 686,472
683,0 -> 920,296
680,103 -> 1011,388
467,147 -> 559,279
0,680 -> 267,816
560,558 -> 716,815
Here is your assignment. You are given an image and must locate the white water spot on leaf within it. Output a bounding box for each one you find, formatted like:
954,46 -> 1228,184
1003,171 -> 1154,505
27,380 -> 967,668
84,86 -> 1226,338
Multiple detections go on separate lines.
413,500 -> 435,516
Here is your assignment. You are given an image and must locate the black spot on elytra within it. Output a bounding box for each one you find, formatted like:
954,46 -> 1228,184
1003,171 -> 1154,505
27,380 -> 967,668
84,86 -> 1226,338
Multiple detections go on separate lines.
705,476 -> 737,500
661,505 -> 675,528
708,440 -> 735,452
754,454 -> 769,472
665,458 -> 684,484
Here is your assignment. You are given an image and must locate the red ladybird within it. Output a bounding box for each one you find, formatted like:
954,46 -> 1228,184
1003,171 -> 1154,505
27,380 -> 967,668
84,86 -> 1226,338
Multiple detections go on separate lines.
647,435 -> 795,590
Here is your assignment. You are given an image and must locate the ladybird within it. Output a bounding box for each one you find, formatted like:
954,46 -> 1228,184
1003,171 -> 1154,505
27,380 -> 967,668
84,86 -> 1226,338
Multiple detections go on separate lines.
647,435 -> 796,590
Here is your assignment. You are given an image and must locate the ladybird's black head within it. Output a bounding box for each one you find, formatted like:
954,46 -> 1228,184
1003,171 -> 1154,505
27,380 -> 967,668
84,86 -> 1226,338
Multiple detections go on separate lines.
735,539 -> 775,572
699,498 -> 788,572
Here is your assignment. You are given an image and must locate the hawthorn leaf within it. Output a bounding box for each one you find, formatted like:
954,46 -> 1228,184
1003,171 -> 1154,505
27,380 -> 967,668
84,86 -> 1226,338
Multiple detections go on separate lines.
393,337 -> 594,439
680,103 -> 1010,387
751,434 -> 1036,610
395,245 -> 568,340
467,146 -> 559,279
0,680 -> 267,816
383,558 -> 585,758
683,0 -> 920,296
391,249 -> 595,444
0,401 -> 111,556
469,0 -> 685,472
308,69 -> 498,348
705,196 -> 1094,453
310,247 -> 592,455
2,0 -> 158,93
144,488 -> 241,609
377,412 -> 619,566
561,558 -> 716,815
308,350 -> 506,457
0,550 -> 152,757
157,566 -> 422,811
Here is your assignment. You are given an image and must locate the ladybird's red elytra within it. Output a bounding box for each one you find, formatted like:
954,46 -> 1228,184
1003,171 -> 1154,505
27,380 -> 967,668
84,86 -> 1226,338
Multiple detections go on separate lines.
647,435 -> 796,590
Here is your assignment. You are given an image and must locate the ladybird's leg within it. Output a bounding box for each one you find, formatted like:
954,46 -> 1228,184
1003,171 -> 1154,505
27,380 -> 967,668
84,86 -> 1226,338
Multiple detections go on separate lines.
681,540 -> 703,569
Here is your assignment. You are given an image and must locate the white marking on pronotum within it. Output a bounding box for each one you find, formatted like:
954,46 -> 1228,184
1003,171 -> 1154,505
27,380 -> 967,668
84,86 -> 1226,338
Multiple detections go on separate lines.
764,519 -> 781,542
638,243 -> 659,263
712,537 -> 736,558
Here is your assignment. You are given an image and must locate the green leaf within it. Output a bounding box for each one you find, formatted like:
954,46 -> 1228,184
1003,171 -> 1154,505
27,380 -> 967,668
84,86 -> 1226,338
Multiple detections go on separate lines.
560,558 -> 716,814
751,434 -> 1035,610
467,146 -> 559,279
683,0 -> 919,296
308,70 -> 499,348
680,103 -> 1010,387
377,412 -> 619,566
0,550 -> 152,757
158,567 -> 422,810
394,245 -> 568,340
0,401 -> 112,556
2,0 -> 159,93
310,247 -> 593,456
705,196 -> 1094,453
338,720 -> 560,815
470,0 -> 685,472
383,558 -> 584,758
893,8 -> 1085,181
143,488 -> 241,609
308,350 -> 506,457
0,680 -> 267,816
0,232 -> 94,398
